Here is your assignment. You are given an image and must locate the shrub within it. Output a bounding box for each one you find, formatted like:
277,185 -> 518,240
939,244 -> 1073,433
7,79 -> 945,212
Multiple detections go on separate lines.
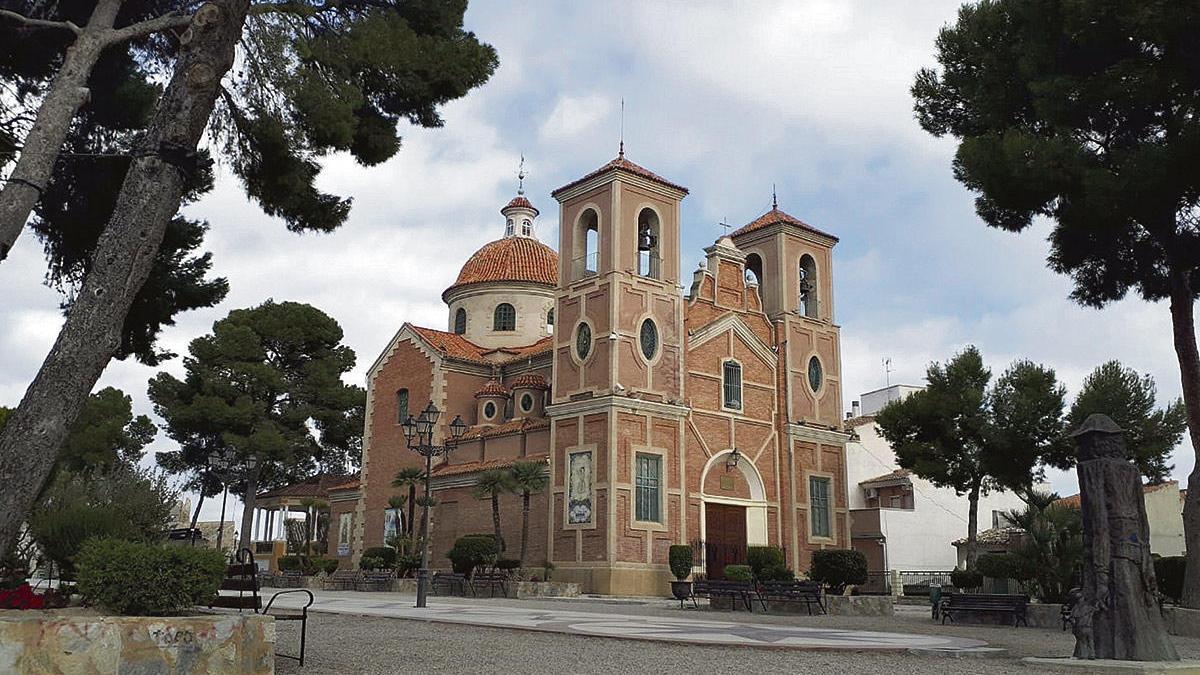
724,564 -> 753,582
809,549 -> 868,594
1155,556 -> 1186,603
951,567 -> 984,591
976,553 -> 1035,582
668,545 -> 693,581
0,584 -> 45,610
29,504 -> 135,579
309,557 -> 338,575
495,558 -> 522,572
76,539 -> 225,616
359,556 -> 386,570
447,534 -> 500,575
397,553 -> 420,578
277,555 -> 303,572
747,546 -> 785,578
759,564 -> 795,582
363,547 -> 398,568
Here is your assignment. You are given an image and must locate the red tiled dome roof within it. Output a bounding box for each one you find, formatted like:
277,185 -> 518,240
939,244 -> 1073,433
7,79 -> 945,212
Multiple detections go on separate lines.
475,380 -> 509,398
730,207 -> 838,242
446,237 -> 558,296
510,373 -> 549,390
502,195 -> 538,216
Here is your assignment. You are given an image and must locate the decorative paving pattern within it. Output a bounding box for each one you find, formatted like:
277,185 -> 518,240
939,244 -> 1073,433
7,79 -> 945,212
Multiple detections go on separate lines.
267,592 -> 991,654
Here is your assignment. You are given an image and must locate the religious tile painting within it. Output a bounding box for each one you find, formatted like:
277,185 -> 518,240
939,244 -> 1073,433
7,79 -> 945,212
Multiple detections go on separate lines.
568,450 -> 593,524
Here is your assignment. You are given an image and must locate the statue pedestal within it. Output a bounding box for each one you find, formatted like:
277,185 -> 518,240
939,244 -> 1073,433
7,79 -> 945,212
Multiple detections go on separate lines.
1023,658 -> 1200,674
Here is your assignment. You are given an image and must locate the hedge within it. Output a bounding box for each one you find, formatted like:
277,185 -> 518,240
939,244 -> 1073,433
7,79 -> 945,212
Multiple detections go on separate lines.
809,549 -> 867,594
447,534 -> 500,575
976,552 -> 1035,582
76,539 -> 225,616
951,567 -> 983,591
363,546 -> 398,567
668,545 -> 693,581
747,546 -> 785,576
724,564 -> 753,582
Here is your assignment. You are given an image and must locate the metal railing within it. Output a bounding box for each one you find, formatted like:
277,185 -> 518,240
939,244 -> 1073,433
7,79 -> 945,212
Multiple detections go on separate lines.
861,570 -> 956,596
688,539 -> 787,579
637,252 -> 662,279
571,252 -> 599,280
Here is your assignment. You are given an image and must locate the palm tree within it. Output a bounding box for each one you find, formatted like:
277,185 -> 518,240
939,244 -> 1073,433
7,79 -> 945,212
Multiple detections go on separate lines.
392,467 -> 424,537
387,495 -> 407,551
298,496 -> 318,556
508,461 -> 549,565
474,469 -> 515,553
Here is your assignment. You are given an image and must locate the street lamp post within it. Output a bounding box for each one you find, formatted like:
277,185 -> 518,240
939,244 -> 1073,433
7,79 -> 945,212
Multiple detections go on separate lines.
207,451 -> 259,553
402,401 -> 466,609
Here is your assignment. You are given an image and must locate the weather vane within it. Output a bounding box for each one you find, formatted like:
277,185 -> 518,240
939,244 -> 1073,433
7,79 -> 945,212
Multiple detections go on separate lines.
517,154 -> 526,195
772,183 -> 778,210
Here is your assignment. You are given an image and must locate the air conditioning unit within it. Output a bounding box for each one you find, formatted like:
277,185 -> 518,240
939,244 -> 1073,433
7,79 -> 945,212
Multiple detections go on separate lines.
865,488 -> 878,499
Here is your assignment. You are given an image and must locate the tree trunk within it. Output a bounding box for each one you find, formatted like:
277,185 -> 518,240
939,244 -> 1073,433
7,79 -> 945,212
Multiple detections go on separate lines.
0,0 -> 251,558
966,479 -> 981,567
0,0 -> 124,263
189,490 -> 206,545
238,464 -> 260,554
492,493 -> 504,553
1168,272 -> 1200,609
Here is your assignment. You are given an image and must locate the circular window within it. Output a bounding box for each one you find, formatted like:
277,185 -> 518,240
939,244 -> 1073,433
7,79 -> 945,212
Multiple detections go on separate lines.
520,393 -> 534,412
483,401 -> 497,419
575,323 -> 592,360
808,356 -> 823,392
639,319 -> 658,360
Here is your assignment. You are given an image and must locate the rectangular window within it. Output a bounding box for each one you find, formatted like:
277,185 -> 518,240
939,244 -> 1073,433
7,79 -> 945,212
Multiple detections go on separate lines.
396,388 -> 409,424
889,495 -> 901,508
810,476 -> 831,538
634,454 -> 662,523
722,361 -> 743,410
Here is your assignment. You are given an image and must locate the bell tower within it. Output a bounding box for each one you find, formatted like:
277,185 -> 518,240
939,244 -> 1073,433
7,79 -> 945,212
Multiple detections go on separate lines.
544,153 -> 690,596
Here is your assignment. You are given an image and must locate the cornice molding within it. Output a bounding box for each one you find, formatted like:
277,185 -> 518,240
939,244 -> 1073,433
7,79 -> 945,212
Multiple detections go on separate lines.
546,394 -> 690,420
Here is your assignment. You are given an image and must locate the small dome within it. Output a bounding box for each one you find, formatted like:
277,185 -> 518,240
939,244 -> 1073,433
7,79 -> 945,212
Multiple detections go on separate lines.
502,196 -> 538,216
510,373 -> 549,390
447,237 -> 558,295
475,380 -> 509,399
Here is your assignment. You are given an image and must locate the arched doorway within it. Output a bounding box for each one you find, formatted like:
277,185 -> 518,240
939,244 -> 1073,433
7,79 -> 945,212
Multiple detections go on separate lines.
699,450 -> 769,579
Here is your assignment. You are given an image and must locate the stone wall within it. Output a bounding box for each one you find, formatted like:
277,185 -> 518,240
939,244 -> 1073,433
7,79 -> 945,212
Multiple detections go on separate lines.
0,612 -> 274,674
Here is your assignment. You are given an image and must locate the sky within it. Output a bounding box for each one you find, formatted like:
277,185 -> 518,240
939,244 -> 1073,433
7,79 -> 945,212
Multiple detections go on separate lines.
0,0 -> 1193,529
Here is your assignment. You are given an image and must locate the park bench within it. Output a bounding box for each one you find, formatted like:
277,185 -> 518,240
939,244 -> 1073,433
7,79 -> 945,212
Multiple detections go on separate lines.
939,593 -> 1029,627
210,548 -> 313,666
690,578 -> 759,611
272,569 -> 305,588
356,569 -> 395,592
469,570 -> 508,598
323,569 -> 360,591
757,580 -> 825,615
432,572 -> 472,596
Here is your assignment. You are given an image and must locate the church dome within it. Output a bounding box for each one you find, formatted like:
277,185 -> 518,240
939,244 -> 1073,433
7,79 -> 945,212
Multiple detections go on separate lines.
446,237 -> 558,295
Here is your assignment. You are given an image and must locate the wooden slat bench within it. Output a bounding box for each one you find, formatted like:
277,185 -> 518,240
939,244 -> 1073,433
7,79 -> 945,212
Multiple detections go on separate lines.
323,569 -> 360,591
758,580 -> 825,615
939,593 -> 1029,627
271,570 -> 305,588
432,572 -> 472,596
210,549 -> 313,666
469,571 -> 508,598
691,578 -> 759,611
356,570 -> 395,592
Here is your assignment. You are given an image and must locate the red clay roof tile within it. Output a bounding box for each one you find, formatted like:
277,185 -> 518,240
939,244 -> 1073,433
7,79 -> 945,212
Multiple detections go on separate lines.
730,207 -> 838,242
552,155 -> 688,197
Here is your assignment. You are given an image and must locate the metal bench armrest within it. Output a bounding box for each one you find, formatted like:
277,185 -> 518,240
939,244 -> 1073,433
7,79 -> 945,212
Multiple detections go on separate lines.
263,588 -> 315,614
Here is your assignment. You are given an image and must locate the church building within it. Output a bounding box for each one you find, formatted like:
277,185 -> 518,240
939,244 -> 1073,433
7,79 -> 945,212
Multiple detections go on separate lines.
335,153 -> 852,595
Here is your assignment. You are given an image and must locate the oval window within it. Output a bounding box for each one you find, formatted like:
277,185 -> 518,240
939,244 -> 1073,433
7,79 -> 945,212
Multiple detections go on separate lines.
808,356 -> 823,392
483,401 -> 497,419
520,393 -> 534,412
575,323 -> 592,360
639,319 -> 658,360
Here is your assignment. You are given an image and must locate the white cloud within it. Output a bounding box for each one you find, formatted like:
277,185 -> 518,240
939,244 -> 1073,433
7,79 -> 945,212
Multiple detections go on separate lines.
538,93 -> 613,142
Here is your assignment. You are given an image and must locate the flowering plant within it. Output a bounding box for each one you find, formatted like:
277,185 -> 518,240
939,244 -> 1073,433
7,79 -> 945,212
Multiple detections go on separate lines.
0,583 -> 46,610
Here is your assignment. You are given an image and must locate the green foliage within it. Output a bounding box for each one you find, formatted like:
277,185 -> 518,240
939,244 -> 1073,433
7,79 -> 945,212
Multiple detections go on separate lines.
309,557 -> 338,575
951,568 -> 984,591
363,546 -> 398,568
56,387 -> 156,474
1002,491 -> 1083,604
809,549 -> 868,594
396,553 -> 420,578
495,558 -> 521,571
723,564 -> 753,582
1063,361 -> 1187,483
150,301 -> 366,538
509,461 -> 549,495
746,546 -> 786,578
359,556 -> 386,570
1156,556 -> 1187,603
759,565 -> 796,582
668,545 -> 693,581
474,469 -> 515,551
76,539 -> 225,616
976,553 -> 1036,583
447,534 -> 500,575
278,555 -> 303,572
29,504 -> 135,580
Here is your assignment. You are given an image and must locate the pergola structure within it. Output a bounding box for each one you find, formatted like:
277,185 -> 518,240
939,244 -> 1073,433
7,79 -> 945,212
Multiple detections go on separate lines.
251,474 -> 355,571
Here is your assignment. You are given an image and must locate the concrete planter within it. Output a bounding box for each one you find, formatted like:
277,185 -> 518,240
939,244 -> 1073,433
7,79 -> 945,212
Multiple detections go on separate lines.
506,581 -> 581,599
0,611 -> 274,674
826,596 -> 894,616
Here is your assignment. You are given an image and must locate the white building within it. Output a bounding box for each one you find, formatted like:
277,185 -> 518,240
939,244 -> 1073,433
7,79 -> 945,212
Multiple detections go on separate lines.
845,385 -> 1028,575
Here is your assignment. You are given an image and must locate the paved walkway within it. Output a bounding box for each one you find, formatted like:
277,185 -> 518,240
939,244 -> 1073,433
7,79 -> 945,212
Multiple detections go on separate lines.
266,590 -> 993,654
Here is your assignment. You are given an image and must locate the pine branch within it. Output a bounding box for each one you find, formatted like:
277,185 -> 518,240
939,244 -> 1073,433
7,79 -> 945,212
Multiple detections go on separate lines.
107,13 -> 194,43
0,8 -> 82,34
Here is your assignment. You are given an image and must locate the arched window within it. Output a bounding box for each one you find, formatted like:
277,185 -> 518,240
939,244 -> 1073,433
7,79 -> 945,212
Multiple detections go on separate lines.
799,254 -> 818,318
722,361 -> 743,411
574,208 -> 600,279
505,218 -> 514,237
453,308 -> 467,335
493,303 -> 516,331
547,308 -> 554,326
744,253 -> 763,287
521,219 -> 532,237
396,388 -> 409,424
636,208 -> 661,279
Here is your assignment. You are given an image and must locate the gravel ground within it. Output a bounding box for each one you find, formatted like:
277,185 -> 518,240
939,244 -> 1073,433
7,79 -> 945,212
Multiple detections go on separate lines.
271,599 -> 1200,675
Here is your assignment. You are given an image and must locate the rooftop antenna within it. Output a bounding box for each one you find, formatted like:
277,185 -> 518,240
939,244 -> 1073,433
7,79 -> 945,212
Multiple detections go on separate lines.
619,98 -> 625,158
517,154 -> 526,195
772,183 -> 778,210
882,357 -> 893,387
